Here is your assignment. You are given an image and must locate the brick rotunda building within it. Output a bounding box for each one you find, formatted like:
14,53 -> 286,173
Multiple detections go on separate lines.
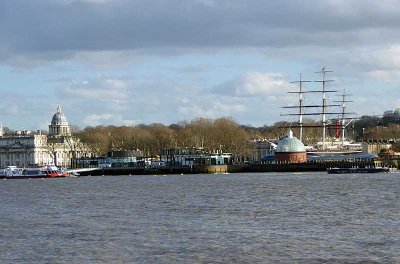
275,130 -> 307,163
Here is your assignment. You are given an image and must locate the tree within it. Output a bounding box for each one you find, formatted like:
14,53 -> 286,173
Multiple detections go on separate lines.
146,124 -> 176,157
75,126 -> 110,156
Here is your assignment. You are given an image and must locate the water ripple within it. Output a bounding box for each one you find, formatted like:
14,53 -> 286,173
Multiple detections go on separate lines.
1,172 -> 400,263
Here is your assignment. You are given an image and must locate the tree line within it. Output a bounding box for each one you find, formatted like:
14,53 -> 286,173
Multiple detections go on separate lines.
73,114 -> 400,157
4,113 -> 400,158
74,117 -> 255,157
73,117 -> 341,157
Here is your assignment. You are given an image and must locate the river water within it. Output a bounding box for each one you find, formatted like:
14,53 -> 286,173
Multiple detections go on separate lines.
1,172 -> 400,263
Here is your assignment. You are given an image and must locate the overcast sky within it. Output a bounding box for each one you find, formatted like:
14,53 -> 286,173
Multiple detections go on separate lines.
1,0 -> 400,130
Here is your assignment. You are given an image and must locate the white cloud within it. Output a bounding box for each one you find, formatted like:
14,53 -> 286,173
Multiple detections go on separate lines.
211,101 -> 246,114
104,79 -> 127,90
83,113 -> 137,126
236,72 -> 289,97
83,113 -> 114,126
215,72 -> 291,97
348,45 -> 400,81
179,101 -> 246,118
62,79 -> 129,99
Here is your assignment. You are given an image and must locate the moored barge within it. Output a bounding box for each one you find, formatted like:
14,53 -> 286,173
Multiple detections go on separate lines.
327,167 -> 389,174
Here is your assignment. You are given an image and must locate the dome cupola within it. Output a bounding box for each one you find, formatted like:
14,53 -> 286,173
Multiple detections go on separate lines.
276,130 -> 306,153
275,130 -> 307,163
49,105 -> 71,136
51,105 -> 69,126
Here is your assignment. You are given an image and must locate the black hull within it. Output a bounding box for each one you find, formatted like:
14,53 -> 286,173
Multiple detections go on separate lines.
327,167 -> 389,174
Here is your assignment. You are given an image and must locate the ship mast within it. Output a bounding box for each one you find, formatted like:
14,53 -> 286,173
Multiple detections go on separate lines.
282,67 -> 342,150
314,67 -> 335,149
333,90 -> 355,146
287,73 -> 311,142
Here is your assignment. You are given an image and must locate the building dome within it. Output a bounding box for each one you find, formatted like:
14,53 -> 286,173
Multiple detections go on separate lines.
51,105 -> 69,126
276,130 -> 306,153
49,105 -> 71,136
275,130 -> 307,163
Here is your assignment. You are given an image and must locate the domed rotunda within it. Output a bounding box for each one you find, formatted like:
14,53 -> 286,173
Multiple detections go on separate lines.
275,130 -> 307,163
49,105 -> 71,136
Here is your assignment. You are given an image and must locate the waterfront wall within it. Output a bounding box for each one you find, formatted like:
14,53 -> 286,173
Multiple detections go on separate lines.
78,165 -> 231,176
76,159 -> 393,176
246,160 -> 376,173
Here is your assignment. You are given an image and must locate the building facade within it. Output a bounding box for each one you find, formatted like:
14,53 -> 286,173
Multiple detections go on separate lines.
0,105 -> 89,168
0,131 -> 53,167
160,147 -> 233,166
248,139 -> 276,163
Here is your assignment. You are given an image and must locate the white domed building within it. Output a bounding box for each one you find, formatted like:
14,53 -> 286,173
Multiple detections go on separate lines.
275,130 -> 307,163
49,105 -> 71,136
0,105 -> 89,168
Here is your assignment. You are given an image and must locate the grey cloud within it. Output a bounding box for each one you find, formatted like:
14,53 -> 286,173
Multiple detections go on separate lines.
1,0 -> 400,64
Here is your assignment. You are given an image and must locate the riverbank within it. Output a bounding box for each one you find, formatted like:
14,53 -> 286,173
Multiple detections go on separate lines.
76,159 -> 390,176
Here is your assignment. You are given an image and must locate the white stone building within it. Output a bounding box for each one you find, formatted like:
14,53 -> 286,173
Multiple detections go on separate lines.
0,105 -> 89,168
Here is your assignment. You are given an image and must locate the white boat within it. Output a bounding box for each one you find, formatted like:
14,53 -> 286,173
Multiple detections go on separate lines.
3,165 -> 68,179
0,166 -> 24,178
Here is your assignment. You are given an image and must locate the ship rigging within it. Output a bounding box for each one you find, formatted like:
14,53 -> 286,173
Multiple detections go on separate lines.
281,67 -> 357,150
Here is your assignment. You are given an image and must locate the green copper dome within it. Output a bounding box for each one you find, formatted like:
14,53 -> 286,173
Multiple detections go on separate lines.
276,130 -> 306,153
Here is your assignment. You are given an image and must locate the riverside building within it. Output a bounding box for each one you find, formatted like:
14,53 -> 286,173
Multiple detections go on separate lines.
0,105 -> 89,168
275,130 -> 307,163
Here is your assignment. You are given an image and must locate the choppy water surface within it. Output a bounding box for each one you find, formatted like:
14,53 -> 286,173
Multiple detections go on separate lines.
1,172 -> 400,263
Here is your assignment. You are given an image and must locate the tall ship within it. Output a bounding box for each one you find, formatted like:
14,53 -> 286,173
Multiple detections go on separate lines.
281,67 -> 368,161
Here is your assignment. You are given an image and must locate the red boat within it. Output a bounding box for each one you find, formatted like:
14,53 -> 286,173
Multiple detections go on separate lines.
4,165 -> 68,179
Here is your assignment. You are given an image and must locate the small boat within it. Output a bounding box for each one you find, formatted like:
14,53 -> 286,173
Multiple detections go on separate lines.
327,167 -> 389,174
0,166 -> 24,179
4,165 -> 68,179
